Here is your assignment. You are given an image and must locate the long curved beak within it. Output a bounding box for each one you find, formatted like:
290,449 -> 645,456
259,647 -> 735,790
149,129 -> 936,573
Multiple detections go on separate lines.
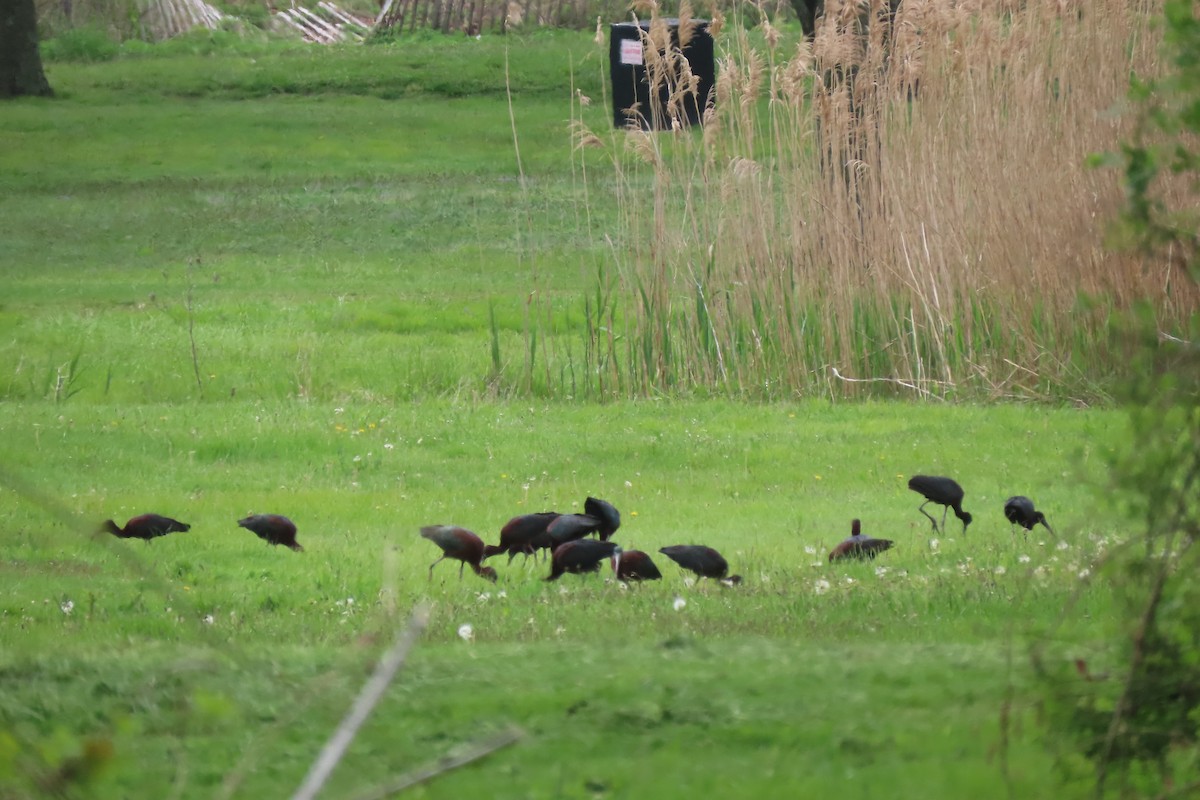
612,547 -> 622,580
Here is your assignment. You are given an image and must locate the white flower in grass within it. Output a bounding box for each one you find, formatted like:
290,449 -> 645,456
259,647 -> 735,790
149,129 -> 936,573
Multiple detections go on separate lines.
1018,554 -> 1031,564
624,480 -> 633,488
842,576 -> 856,586
929,538 -> 940,551
1078,568 -> 1091,580
813,579 -> 831,595
810,561 -> 823,568
803,546 -> 817,556
554,625 -> 566,636
384,443 -> 394,450
673,596 -> 686,611
334,407 -> 344,415
457,623 -> 474,642
352,455 -> 362,463
994,566 -> 1007,576
203,614 -> 215,625
683,577 -> 695,588
874,566 -> 888,578
477,592 -> 491,603
60,600 -> 74,615
496,590 -> 507,599
1056,541 -> 1070,551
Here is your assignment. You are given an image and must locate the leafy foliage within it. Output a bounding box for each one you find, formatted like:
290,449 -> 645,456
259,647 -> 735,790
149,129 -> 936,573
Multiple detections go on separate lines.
1037,2 -> 1200,794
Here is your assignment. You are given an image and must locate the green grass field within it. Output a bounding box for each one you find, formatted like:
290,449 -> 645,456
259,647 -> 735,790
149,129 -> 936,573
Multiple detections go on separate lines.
0,26 -> 1145,800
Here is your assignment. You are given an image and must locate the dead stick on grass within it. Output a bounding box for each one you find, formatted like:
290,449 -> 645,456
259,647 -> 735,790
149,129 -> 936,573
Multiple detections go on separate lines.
290,603 -> 431,800
830,366 -> 945,400
344,726 -> 523,800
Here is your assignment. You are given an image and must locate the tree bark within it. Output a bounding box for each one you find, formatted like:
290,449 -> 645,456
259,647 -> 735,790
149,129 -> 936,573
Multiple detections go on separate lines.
1,0 -> 54,98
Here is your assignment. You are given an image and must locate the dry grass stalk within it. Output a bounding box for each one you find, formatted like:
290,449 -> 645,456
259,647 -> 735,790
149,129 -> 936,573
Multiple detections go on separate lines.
579,0 -> 1198,400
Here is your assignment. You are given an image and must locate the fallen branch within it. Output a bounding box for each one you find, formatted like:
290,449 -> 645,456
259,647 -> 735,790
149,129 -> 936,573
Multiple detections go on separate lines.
830,366 -> 946,400
290,604 -> 431,800
344,726 -> 523,800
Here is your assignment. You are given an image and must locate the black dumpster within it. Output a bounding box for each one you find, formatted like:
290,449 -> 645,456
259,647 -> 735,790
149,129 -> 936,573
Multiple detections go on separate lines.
609,19 -> 715,130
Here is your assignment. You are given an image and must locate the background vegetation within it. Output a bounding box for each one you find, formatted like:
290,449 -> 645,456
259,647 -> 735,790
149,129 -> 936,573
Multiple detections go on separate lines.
2,0 -> 1198,797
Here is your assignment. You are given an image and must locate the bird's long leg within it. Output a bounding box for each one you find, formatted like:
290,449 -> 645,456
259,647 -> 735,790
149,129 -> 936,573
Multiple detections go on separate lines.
428,556 -> 445,579
917,501 -> 940,532
940,506 -> 949,533
458,561 -> 466,579
508,549 -> 518,565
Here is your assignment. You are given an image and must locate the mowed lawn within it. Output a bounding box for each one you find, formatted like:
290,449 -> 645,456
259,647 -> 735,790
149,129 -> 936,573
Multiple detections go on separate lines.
1,30 -> 1126,800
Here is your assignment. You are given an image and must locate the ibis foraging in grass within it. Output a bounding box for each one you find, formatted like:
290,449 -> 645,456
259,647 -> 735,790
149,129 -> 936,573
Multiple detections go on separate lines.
612,549 -> 662,581
237,514 -> 304,552
484,512 -> 560,563
100,514 -> 190,542
1003,496 -> 1054,538
828,519 -> 894,562
545,539 -> 622,581
658,545 -> 742,585
908,475 -> 973,534
420,525 -> 497,582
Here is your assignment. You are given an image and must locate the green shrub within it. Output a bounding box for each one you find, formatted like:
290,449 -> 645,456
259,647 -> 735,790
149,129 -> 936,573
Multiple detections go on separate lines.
41,27 -> 120,63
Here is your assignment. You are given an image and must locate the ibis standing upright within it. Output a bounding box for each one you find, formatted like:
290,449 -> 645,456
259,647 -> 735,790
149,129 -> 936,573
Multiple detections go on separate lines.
908,475 -> 973,534
1003,496 -> 1054,538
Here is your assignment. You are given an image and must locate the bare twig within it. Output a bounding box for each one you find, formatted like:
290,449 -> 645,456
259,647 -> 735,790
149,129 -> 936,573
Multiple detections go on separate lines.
185,258 -> 204,397
830,366 -> 946,400
290,604 -> 431,800
343,726 -> 523,800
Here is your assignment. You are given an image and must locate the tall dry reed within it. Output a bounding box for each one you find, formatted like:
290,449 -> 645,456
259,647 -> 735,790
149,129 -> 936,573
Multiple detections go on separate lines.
562,0 -> 1197,402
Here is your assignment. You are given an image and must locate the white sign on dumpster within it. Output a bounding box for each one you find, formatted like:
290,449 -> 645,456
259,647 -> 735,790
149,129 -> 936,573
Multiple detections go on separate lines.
620,38 -> 643,65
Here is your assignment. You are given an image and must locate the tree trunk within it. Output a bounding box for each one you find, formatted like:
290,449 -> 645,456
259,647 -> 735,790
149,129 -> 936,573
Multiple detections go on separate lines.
1,0 -> 54,98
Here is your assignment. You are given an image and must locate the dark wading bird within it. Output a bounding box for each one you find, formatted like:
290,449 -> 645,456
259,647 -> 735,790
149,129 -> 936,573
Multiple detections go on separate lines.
537,514 -> 602,552
420,525 -> 498,582
545,539 -> 622,581
658,545 -> 743,585
908,475 -> 973,534
1003,496 -> 1054,538
612,549 -> 662,581
828,519 -> 894,562
237,514 -> 304,552
484,512 -> 560,563
583,496 -> 621,541
100,514 -> 190,542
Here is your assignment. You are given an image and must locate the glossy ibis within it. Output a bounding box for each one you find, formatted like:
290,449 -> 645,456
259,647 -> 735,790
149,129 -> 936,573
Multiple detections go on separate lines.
545,539 -> 622,581
908,475 -> 973,534
612,549 -> 662,581
1003,496 -> 1054,538
658,545 -> 742,585
532,514 -> 605,557
100,514 -> 190,542
583,496 -> 621,540
828,519 -> 894,562
420,525 -> 497,582
237,514 -> 304,552
484,512 -> 560,563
